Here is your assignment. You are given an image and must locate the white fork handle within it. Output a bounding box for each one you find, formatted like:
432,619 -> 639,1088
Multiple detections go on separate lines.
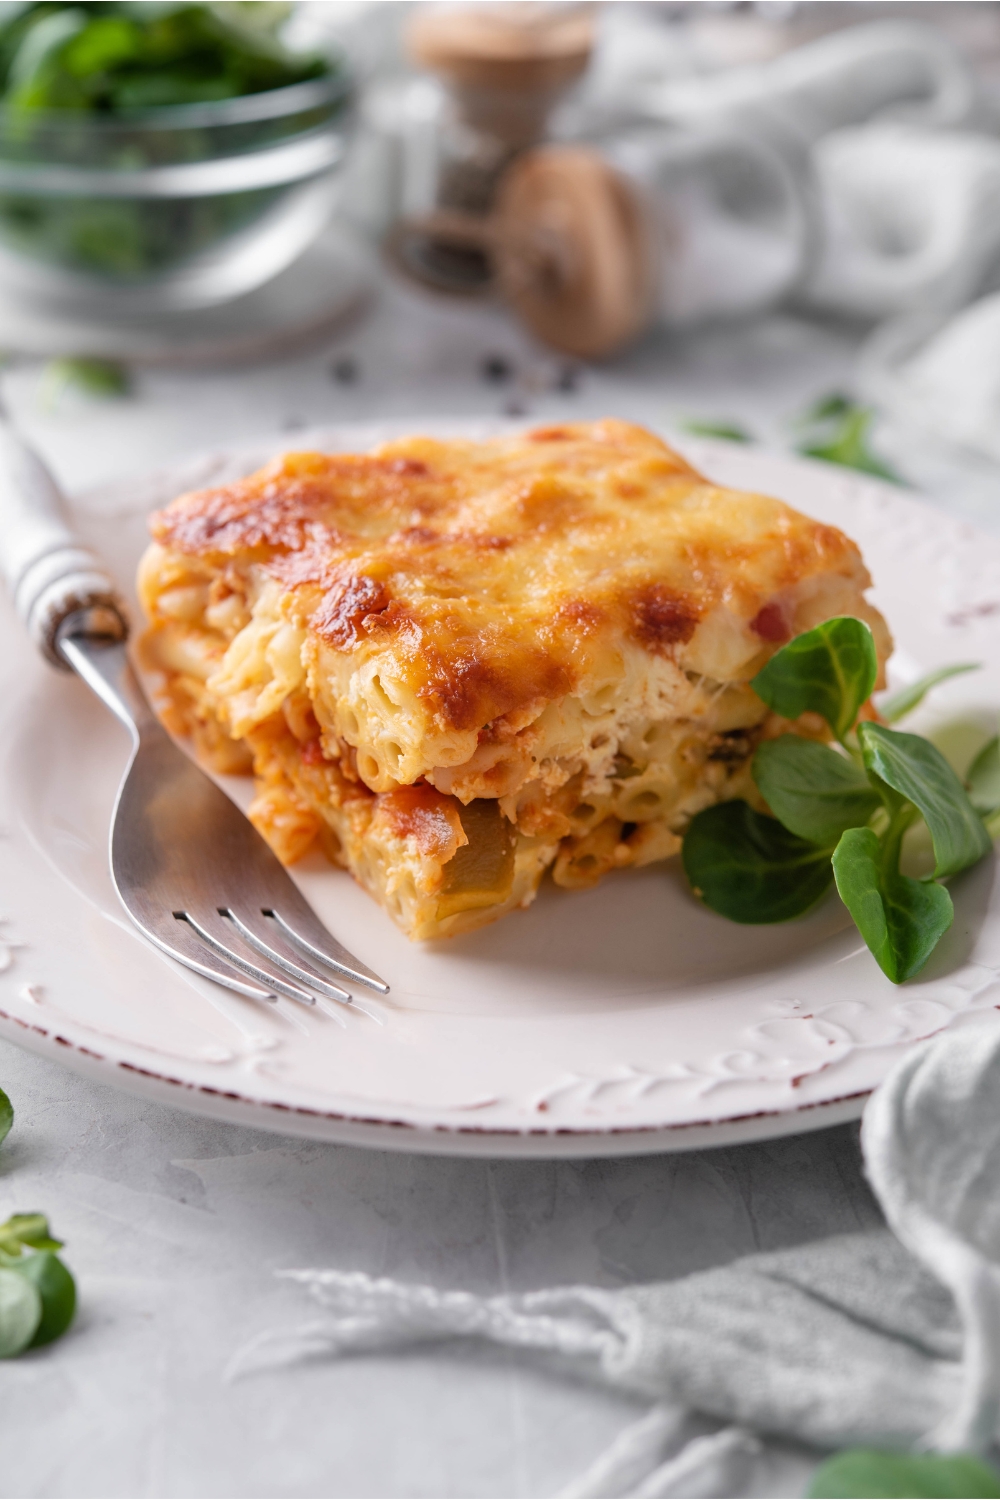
0,415 -> 128,666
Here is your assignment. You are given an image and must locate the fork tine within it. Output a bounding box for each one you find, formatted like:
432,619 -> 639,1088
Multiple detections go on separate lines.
148,915 -> 278,1004
180,911 -> 317,1007
58,626 -> 389,1008
222,907 -> 352,1005
267,906 -> 390,994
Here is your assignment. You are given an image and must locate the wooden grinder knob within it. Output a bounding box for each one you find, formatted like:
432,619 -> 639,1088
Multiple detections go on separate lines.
493,145 -> 656,359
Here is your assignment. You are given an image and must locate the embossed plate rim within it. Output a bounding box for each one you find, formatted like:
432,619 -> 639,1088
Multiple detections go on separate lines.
1,420 -> 999,1155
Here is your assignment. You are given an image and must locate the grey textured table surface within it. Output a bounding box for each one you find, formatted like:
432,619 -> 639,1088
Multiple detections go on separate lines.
0,272 -> 931,1498
0,1042 -> 881,1498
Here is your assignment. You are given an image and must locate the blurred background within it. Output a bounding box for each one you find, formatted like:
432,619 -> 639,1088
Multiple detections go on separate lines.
4,0 -> 1000,527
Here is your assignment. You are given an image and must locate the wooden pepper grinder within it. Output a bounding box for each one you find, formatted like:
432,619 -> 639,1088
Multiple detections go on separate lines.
492,144 -> 655,360
393,3 -> 655,358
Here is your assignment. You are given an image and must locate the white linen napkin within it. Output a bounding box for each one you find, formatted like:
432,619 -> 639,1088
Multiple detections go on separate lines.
590,18 -> 976,141
226,1015 -> 1000,1497
602,19 -> 1000,326
861,290 -> 1000,469
806,125 -> 1000,319
635,22 -> 1000,323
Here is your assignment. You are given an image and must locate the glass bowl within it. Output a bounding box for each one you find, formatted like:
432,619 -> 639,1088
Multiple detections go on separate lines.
0,69 -> 353,316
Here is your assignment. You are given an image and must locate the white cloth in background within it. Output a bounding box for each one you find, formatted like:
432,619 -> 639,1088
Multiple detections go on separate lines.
636,19 -> 976,145
604,126 -> 807,325
636,20 -> 1000,323
807,126 -> 1000,319
226,1016 -> 1000,1498
607,116 -> 1000,327
862,291 -> 1000,469
585,19 -> 1000,326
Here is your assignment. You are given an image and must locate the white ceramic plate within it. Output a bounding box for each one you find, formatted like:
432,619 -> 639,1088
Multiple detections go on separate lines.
2,422 -> 1000,1157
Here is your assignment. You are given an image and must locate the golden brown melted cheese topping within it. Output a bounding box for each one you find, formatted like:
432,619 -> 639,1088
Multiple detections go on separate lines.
149,419 -> 869,739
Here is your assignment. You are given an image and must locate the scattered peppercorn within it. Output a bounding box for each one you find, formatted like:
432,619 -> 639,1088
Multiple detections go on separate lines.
330,356 -> 359,385
482,354 -> 512,383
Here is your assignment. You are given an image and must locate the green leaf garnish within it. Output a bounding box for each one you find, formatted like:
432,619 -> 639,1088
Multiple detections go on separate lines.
0,4 -> 340,285
679,418 -> 753,444
681,614 -> 994,983
42,357 -> 130,405
682,800 -> 834,923
0,1265 -> 41,1358
857,722 -> 992,878
0,1086 -> 11,1149
832,827 -> 953,983
808,1449 -> 1000,1498
797,393 -> 854,424
751,617 -> 878,744
6,7 -> 86,109
0,2 -> 328,113
0,1213 -> 64,1255
15,1250 -> 75,1347
878,663 -> 981,724
0,1214 -> 76,1353
967,735 -> 1000,817
795,395 -> 901,484
752,736 -> 880,846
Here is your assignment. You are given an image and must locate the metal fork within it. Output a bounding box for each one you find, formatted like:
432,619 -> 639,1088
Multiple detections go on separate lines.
0,412 -> 388,1008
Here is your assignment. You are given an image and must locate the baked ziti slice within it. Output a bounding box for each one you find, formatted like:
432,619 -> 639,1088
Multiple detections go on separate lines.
137,420 -> 891,939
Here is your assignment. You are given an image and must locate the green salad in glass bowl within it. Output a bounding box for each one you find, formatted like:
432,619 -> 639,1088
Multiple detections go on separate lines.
0,1 -> 352,312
